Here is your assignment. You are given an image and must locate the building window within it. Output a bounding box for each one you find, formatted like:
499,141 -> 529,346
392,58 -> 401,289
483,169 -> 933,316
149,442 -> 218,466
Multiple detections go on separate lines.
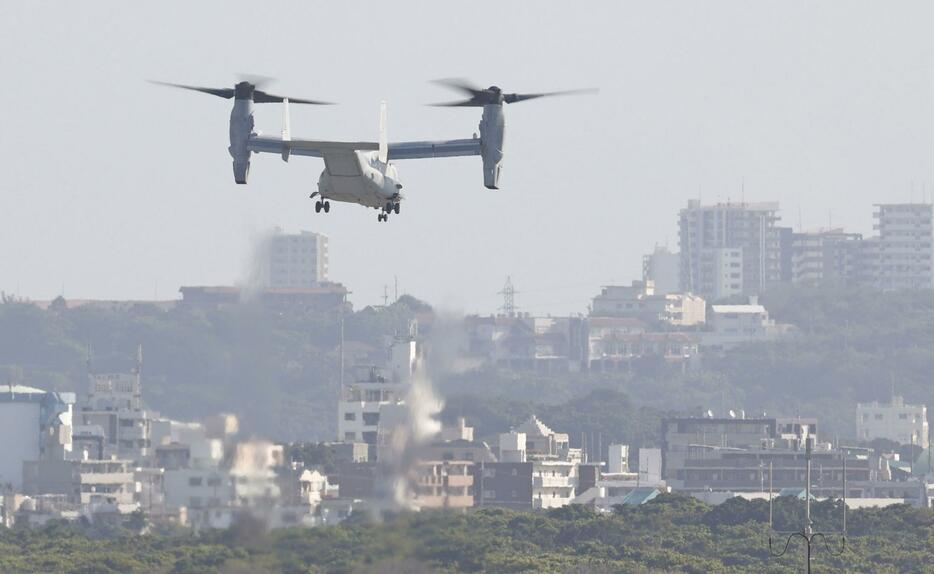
875,414 -> 884,421
344,412 -> 356,421
363,412 -> 380,426
189,477 -> 203,487
344,432 -> 356,441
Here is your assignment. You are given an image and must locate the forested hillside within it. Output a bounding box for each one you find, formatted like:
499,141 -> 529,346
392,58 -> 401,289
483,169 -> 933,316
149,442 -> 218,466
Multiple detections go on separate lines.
0,495 -> 930,573
1,286 -> 932,444
0,296 -> 419,441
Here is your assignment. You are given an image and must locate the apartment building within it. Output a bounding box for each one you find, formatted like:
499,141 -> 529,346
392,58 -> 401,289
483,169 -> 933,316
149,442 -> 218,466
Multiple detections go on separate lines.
590,281 -> 706,327
337,336 -> 418,457
414,461 -> 475,509
255,229 -> 329,288
857,396 -> 929,449
679,200 -> 782,299
868,204 -> 933,290
77,368 -> 155,464
785,228 -> 864,286
642,246 -> 681,295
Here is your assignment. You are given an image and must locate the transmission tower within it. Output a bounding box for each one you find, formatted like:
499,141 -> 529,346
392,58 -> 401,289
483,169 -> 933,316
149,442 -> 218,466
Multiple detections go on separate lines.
499,276 -> 517,316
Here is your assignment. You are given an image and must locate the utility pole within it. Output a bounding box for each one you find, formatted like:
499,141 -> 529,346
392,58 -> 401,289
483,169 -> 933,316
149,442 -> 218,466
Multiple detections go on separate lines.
768,434 -> 847,573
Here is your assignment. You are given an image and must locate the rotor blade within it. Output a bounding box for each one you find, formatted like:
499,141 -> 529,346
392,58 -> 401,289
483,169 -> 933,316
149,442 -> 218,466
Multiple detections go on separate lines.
427,99 -> 485,107
504,88 -> 599,104
253,90 -> 334,105
432,78 -> 484,97
148,80 -> 234,99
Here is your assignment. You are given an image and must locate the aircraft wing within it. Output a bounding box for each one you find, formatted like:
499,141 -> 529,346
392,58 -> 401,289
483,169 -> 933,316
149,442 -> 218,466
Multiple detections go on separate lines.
248,136 -> 381,176
387,138 -> 481,160
248,136 -> 378,159
249,136 -> 481,160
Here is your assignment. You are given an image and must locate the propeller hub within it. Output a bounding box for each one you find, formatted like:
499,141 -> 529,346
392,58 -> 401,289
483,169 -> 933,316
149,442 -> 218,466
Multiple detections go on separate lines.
234,81 -> 255,100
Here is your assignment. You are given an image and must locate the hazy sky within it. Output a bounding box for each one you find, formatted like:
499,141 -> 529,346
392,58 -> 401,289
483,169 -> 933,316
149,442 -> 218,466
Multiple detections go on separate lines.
2,2 -> 934,314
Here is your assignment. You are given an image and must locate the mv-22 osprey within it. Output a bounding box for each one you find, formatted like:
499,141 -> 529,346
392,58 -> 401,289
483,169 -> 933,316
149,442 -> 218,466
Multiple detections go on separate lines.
154,79 -> 594,222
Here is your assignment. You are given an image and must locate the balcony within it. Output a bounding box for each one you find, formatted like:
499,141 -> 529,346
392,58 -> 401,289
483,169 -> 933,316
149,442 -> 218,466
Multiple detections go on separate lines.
533,475 -> 571,488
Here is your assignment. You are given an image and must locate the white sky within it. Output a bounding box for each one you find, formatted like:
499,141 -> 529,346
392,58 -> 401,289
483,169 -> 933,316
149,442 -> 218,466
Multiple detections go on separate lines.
2,1 -> 933,314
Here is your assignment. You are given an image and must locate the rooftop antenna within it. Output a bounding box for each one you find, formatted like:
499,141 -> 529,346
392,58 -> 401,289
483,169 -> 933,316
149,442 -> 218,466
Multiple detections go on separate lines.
768,433 -> 847,572
382,285 -> 389,306
393,276 -> 399,303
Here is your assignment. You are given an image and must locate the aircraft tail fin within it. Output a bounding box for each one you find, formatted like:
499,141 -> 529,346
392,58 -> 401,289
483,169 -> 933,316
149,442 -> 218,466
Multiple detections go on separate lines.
378,100 -> 388,163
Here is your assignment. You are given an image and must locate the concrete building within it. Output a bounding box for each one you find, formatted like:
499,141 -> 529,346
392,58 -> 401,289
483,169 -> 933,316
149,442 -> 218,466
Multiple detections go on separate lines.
868,203 -> 933,290
464,314 -> 588,374
23,458 -> 138,508
857,396 -> 929,449
679,200 -> 782,299
77,365 -> 155,464
661,414 -> 820,487
421,418 -> 496,464
701,297 -> 790,349
590,281 -> 706,327
414,460 -> 474,509
255,229 -> 329,288
642,246 -> 681,295
786,228 -> 864,286
338,335 -> 419,451
0,384 -> 75,489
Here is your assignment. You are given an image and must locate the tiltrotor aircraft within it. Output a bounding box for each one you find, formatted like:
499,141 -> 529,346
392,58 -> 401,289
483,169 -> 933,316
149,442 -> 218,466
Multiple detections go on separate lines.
154,78 -> 594,222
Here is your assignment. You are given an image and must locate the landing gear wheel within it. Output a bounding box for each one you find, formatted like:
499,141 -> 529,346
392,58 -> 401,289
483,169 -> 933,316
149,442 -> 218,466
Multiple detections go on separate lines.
393,202 -> 400,214
377,213 -> 385,222
315,201 -> 322,213
323,201 -> 331,213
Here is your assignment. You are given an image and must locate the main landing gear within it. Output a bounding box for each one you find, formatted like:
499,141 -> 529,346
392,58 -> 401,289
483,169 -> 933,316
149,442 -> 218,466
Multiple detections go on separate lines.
378,201 -> 400,223
314,200 -> 330,213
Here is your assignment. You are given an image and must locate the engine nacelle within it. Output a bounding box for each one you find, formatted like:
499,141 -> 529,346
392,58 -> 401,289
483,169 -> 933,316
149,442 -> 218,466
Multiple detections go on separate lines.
479,104 -> 505,189
229,98 -> 254,184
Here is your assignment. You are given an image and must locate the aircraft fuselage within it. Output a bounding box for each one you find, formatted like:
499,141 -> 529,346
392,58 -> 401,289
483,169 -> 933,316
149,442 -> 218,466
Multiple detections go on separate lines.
317,151 -> 402,210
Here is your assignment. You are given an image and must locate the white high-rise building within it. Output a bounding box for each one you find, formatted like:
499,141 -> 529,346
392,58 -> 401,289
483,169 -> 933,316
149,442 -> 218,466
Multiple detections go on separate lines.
256,229 -> 329,288
678,200 -> 782,299
867,204 -> 933,290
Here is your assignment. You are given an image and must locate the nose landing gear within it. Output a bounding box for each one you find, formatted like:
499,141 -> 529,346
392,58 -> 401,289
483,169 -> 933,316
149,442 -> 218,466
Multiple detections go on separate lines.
314,200 -> 331,213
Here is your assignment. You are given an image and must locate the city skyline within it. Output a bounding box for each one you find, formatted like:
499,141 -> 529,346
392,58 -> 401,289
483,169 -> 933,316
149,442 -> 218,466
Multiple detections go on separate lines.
3,3 -> 934,314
